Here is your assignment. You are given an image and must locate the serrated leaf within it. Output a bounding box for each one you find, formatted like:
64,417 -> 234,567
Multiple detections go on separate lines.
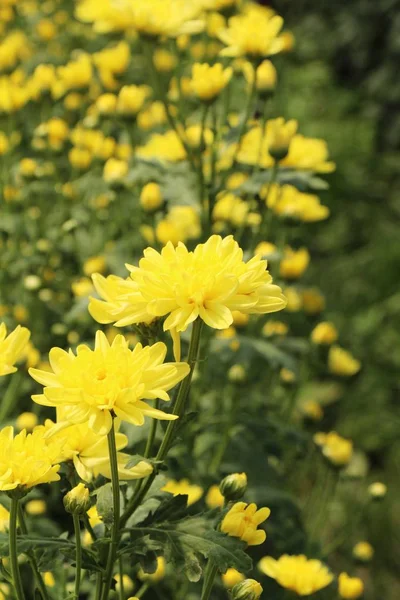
140,493 -> 189,527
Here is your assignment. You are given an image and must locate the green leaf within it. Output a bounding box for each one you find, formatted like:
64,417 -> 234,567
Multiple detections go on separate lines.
96,483 -> 114,527
237,336 -> 297,370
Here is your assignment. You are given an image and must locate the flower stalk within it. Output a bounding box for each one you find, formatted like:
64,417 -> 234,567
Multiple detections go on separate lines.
200,561 -> 218,600
9,495 -> 26,600
72,513 -> 83,599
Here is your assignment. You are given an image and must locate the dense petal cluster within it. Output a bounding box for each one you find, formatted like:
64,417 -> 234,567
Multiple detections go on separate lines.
262,184 -> 330,222
190,62 -> 232,102
0,426 -> 60,491
338,573 -> 364,599
258,554 -> 334,596
221,502 -> 271,546
38,418 -> 152,482
29,332 -> 190,435
0,322 -> 30,376
89,236 -> 286,335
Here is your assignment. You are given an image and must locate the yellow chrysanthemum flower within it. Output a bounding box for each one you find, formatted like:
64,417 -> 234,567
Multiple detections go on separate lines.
258,554 -> 334,596
190,62 -> 232,102
0,426 -> 60,492
352,541 -> 374,561
311,322 -> 338,345
0,504 -> 9,532
314,431 -> 353,466
205,484 -> 224,509
89,236 -> 286,337
29,332 -> 190,435
39,418 -> 153,482
162,478 -> 203,505
328,346 -> 361,377
221,502 -> 270,546
338,573 -> 364,599
222,568 -> 245,589
261,184 -> 330,222
137,130 -> 186,162
219,9 -> 286,58
280,247 -> 310,280
0,322 -> 30,376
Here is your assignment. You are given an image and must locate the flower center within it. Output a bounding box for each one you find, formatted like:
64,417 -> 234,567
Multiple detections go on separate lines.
95,367 -> 107,381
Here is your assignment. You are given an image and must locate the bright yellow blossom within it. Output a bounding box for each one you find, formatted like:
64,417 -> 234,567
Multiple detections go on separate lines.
219,10 -> 286,58
138,556 -> 166,582
259,554 -> 333,596
162,478 -> 203,505
191,62 -> 232,102
353,541 -> 374,562
0,426 -> 60,491
29,333 -> 189,435
205,485 -> 224,508
16,412 -> 38,431
338,573 -> 364,599
0,504 -> 9,531
221,502 -> 270,546
117,85 -> 149,115
43,572 -> 55,587
314,431 -> 353,466
0,322 -> 30,376
137,130 -> 186,162
156,206 -> 201,245
103,158 -> 129,183
262,184 -> 329,222
25,499 -> 46,516
328,346 -> 361,377
140,182 -> 163,212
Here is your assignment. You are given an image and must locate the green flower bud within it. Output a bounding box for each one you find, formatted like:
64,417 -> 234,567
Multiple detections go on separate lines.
63,483 -> 91,515
231,578 -> 263,600
228,364 -> 246,384
220,472 -> 247,502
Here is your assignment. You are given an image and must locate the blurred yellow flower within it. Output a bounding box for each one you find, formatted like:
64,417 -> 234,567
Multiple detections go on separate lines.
280,247 -> 310,280
311,322 -> 338,345
301,288 -> 325,315
212,193 -> 249,227
0,426 -> 60,491
117,85 -> 149,115
0,504 -> 9,532
300,400 -> 323,422
205,484 -> 224,509
221,502 -> 270,546
103,158 -> 128,183
137,130 -> 186,162
191,62 -> 232,102
262,320 -> 288,337
328,346 -> 361,377
338,573 -> 364,599
25,499 -> 46,516
115,574 -> 134,594
0,322 -> 30,376
29,332 -> 190,435
16,412 -> 38,431
153,48 -> 177,72
352,541 -> 374,562
259,554 -> 333,596
162,478 -> 203,505
262,184 -> 329,222
156,206 -> 201,245
83,256 -> 106,277
314,431 -> 353,466
267,118 -> 297,160
368,482 -> 387,499
219,10 -> 286,58
140,182 -> 163,212
222,568 -> 245,589
139,556 -> 166,582
43,572 -> 55,587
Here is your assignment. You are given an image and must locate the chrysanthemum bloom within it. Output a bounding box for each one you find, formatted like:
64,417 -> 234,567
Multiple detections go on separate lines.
280,247 -> 310,280
262,184 -> 330,222
190,62 -> 232,102
29,332 -> 190,435
0,322 -> 30,376
352,541 -> 374,561
338,573 -> 364,599
258,554 -> 333,596
232,579 -> 263,600
162,478 -> 203,505
328,346 -> 361,377
219,9 -> 286,58
314,431 -> 353,466
39,418 -> 153,481
206,485 -> 224,509
222,568 -> 245,589
221,502 -> 270,546
0,427 -> 60,492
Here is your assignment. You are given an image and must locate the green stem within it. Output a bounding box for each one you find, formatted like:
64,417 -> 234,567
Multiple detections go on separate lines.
9,496 -> 25,600
0,371 -> 21,422
143,400 -> 160,459
118,557 -> 124,600
120,319 -> 203,527
135,582 -> 149,598
100,421 -> 121,600
17,505 -> 49,600
200,561 -> 218,600
72,514 -> 83,599
94,572 -> 103,600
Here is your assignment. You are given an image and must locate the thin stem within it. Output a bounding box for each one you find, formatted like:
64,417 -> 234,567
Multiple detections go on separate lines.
100,421 -> 121,600
0,371 -> 21,422
200,561 -> 218,600
9,496 -> 26,600
17,505 -> 50,600
72,514 -> 83,599
136,582 -> 150,598
143,400 -> 160,459
118,557 -> 124,600
94,572 -> 103,600
120,319 -> 203,527
198,103 -> 210,225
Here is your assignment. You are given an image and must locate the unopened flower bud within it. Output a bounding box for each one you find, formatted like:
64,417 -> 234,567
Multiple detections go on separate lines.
232,578 -> 263,600
228,364 -> 246,384
63,483 -> 91,515
219,472 -> 247,502
368,482 -> 387,500
140,182 -> 163,212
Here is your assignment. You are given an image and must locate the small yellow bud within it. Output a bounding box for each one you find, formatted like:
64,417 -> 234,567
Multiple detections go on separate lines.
16,412 -> 38,432
138,556 -> 165,582
63,484 -> 91,515
222,568 -> 245,589
25,499 -> 47,516
232,579 -> 263,600
368,482 -> 387,499
228,364 -> 247,384
96,93 -> 118,114
140,183 -> 163,212
219,473 -> 247,502
43,572 -> 55,587
103,158 -> 128,183
353,541 -> 374,562
267,118 -> 298,161
205,485 -> 224,509
115,574 -> 134,593
83,256 -> 106,276
311,322 -> 338,345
